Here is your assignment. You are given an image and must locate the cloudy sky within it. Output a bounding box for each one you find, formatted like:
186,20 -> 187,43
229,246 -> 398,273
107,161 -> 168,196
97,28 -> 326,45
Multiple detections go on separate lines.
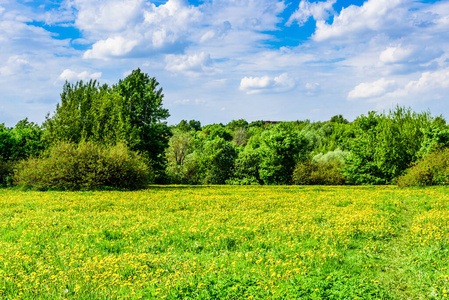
1,0 -> 448,127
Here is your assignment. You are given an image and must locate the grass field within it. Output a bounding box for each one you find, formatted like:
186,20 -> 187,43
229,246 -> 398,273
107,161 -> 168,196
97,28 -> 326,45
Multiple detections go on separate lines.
0,186 -> 448,299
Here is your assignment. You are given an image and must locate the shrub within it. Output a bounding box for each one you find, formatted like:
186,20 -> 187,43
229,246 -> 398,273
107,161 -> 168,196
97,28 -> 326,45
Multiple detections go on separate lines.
227,149 -> 263,185
0,157 -> 14,187
396,148 -> 449,187
14,141 -> 152,190
292,160 -> 346,185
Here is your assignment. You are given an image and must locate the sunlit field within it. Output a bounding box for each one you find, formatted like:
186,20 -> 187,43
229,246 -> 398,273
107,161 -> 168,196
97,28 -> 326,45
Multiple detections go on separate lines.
1,186 -> 448,299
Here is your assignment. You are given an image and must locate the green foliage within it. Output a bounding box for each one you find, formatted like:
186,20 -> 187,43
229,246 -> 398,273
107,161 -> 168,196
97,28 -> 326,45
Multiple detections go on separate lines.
0,156 -> 14,186
201,124 -> 233,141
258,123 -> 309,185
197,138 -> 237,184
1,119 -> 46,161
115,69 -> 171,180
228,148 -> 263,185
330,114 -> 349,124
313,148 -> 350,163
43,69 -> 170,181
0,124 -> 15,161
165,131 -> 198,184
343,107 -> 434,184
417,123 -> 449,158
300,122 -> 334,154
292,160 -> 346,185
226,119 -> 248,131
43,80 -> 103,144
175,120 -> 202,132
396,148 -> 449,187
14,141 -> 151,190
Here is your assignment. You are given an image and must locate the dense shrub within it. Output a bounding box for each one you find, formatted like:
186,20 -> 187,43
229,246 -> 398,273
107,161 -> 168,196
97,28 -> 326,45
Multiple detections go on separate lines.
258,124 -> 309,185
227,148 -> 263,185
14,141 -> 152,190
343,108 -> 435,184
396,148 -> 449,187
292,160 -> 346,185
0,157 -> 14,187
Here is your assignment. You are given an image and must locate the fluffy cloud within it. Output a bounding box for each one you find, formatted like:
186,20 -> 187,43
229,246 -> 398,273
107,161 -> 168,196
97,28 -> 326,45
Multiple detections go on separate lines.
203,0 -> 285,31
287,0 -> 336,26
77,0 -> 202,59
74,0 -> 144,33
165,52 -> 219,76
0,55 -> 31,76
380,45 -> 443,65
240,73 -> 295,94
407,69 -> 449,90
313,0 -> 406,41
349,68 -> 449,103
348,78 -> 397,99
392,68 -> 449,97
58,69 -> 102,81
83,36 -> 140,59
305,82 -> 320,96
379,46 -> 413,64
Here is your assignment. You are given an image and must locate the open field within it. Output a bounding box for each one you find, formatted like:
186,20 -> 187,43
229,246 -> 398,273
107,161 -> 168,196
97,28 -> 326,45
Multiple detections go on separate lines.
1,186 -> 449,299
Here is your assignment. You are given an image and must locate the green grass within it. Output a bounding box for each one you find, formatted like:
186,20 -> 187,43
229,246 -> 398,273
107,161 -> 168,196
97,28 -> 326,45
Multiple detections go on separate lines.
0,186 -> 448,299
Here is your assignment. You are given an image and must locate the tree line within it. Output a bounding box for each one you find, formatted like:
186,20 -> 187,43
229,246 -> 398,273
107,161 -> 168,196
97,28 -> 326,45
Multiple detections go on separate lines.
1,69 -> 448,189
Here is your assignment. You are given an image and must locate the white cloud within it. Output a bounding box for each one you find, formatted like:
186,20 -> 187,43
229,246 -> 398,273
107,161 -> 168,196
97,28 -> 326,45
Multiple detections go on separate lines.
0,55 -> 31,76
75,0 -> 202,59
240,76 -> 272,90
379,46 -> 413,64
58,69 -> 102,81
204,0 -> 285,32
349,68 -> 449,104
83,36 -> 139,59
379,45 -> 443,66
394,68 -> 449,97
74,0 -> 144,34
305,82 -> 320,96
287,0 -> 336,26
165,52 -> 219,76
313,0 -> 406,42
240,73 -> 295,94
348,78 -> 397,99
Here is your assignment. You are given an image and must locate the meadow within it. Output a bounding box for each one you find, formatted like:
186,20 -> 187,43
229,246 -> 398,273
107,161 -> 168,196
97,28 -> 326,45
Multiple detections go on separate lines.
0,186 -> 448,299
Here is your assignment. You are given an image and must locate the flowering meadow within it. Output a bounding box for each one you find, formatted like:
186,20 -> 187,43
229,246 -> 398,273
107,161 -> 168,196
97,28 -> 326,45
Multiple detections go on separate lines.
0,186 -> 448,299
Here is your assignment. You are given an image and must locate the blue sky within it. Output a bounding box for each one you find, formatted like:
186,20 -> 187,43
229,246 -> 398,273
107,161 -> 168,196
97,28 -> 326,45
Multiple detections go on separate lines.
1,0 -> 449,127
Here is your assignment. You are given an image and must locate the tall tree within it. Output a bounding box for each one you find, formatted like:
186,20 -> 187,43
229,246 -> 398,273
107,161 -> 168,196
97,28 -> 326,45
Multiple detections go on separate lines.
43,69 -> 170,181
114,69 -> 171,179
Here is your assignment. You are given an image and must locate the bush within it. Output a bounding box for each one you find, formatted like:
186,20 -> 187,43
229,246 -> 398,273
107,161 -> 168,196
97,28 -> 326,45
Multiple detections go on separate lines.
292,160 -> 346,185
396,148 -> 449,187
14,141 -> 152,190
0,157 -> 14,187
227,148 -> 263,185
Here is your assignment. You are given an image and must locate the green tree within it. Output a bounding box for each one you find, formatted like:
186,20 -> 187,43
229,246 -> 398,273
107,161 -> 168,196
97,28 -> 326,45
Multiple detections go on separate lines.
330,114 -> 349,124
343,107 -> 434,184
43,69 -> 170,181
229,147 -> 263,185
175,120 -> 201,132
114,69 -> 171,179
197,138 -> 237,184
165,131 -> 197,183
0,124 -> 15,161
44,80 -> 102,144
258,123 -> 309,185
